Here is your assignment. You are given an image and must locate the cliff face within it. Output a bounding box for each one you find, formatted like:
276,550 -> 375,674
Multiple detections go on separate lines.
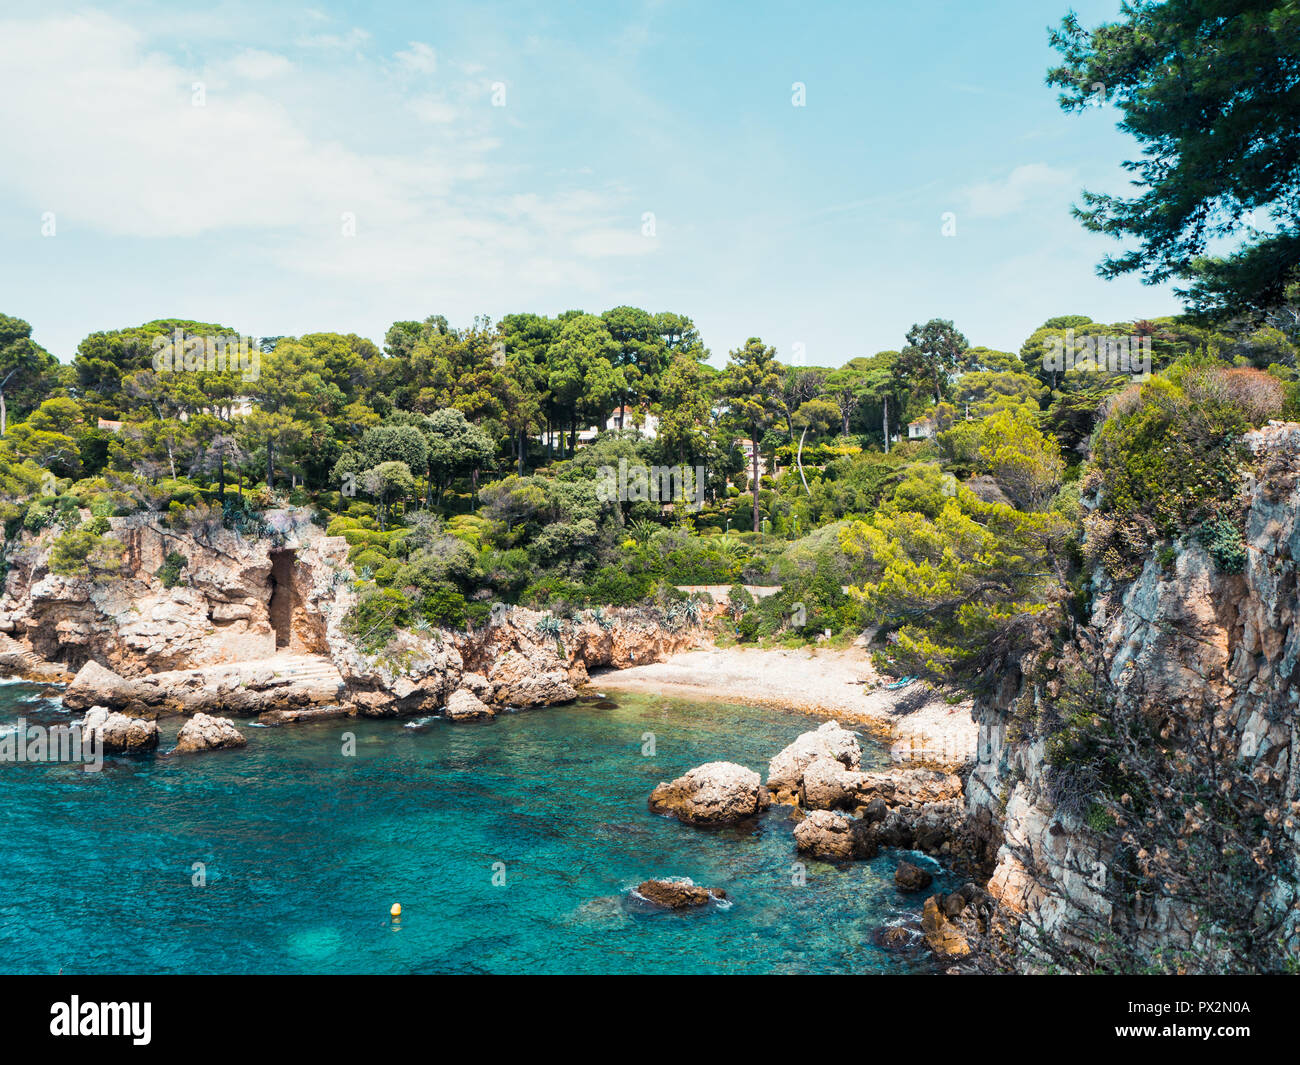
967,421 -> 1300,967
0,511 -> 342,676
1,508 -> 702,718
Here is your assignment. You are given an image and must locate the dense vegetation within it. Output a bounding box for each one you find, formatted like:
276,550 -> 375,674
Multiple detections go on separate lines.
1,297 -> 1296,676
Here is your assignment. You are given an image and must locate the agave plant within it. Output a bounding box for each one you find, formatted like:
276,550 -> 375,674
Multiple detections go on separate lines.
591,607 -> 616,631
535,614 -> 564,638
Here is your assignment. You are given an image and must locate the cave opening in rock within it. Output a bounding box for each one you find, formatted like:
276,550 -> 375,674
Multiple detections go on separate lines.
268,549 -> 296,649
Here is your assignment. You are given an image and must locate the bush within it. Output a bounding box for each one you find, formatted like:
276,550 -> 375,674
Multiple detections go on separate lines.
343,586 -> 411,651
47,527 -> 125,580
1198,518 -> 1247,573
155,550 -> 188,588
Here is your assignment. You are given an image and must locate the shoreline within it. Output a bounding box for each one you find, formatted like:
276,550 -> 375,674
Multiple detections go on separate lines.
590,644 -> 977,764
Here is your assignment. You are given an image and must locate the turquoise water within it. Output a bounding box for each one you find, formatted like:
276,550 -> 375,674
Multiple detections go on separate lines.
0,680 -> 956,974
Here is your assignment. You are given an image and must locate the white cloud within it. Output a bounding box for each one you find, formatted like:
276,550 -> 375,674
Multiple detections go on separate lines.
408,95 -> 457,124
962,163 -> 1073,219
394,41 -> 436,74
0,9 -> 651,296
295,27 -> 370,51
226,49 -> 295,80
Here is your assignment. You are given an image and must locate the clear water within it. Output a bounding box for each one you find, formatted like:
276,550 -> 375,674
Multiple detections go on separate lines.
0,681 -> 957,974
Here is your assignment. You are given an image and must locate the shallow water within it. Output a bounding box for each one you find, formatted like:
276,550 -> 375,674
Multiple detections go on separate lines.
0,684 -> 957,974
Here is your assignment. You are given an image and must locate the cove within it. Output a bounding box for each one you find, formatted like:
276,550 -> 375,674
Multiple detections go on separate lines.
0,683 -> 958,974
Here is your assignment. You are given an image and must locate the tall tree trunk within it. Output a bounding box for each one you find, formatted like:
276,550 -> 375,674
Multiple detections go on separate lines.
266,438 -> 274,489
751,432 -> 760,533
517,428 -> 525,476
882,395 -> 890,455
0,389 -> 7,439
796,426 -> 810,495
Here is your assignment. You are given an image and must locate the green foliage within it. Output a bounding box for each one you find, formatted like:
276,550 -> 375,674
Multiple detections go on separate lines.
47,526 -> 126,580
1198,519 -> 1247,574
155,550 -> 188,588
343,586 -> 412,652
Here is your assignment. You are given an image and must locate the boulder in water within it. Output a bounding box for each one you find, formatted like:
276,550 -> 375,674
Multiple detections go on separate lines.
894,860 -> 933,892
173,712 -> 247,754
81,706 -> 159,753
445,688 -> 495,721
649,761 -> 769,825
635,879 -> 725,909
767,721 -> 861,800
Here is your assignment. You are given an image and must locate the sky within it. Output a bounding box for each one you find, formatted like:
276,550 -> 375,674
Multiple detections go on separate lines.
0,0 -> 1185,367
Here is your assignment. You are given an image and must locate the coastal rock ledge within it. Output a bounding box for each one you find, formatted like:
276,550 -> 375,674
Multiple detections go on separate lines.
649,761 -> 770,825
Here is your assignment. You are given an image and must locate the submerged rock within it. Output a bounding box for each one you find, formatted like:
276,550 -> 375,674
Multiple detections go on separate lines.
80,706 -> 159,753
634,879 -> 726,909
445,688 -> 495,721
648,761 -> 770,825
173,712 -> 247,753
894,860 -> 933,892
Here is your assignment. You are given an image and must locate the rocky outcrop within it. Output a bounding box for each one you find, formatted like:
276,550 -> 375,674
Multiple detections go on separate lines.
0,507 -> 707,723
767,721 -> 861,800
649,761 -> 770,825
173,713 -> 247,753
793,809 -> 874,860
63,656 -> 345,718
802,759 -> 962,812
634,879 -> 726,909
486,649 -> 578,708
0,513 -> 339,676
445,688 -> 494,721
922,895 -> 970,957
81,706 -> 159,753
966,420 -> 1300,970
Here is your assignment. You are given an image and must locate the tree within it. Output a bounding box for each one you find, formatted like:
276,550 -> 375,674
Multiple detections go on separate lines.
791,396 -> 840,495
1047,2 -> 1300,319
0,314 -> 61,437
421,407 -> 495,505
901,319 -> 970,404
362,461 -> 415,530
722,338 -> 784,533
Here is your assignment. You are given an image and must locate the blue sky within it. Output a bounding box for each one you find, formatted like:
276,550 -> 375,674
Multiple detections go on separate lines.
0,0 -> 1183,367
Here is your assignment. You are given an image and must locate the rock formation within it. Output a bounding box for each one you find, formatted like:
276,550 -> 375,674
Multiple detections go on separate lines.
965,421 -> 1300,970
445,688 -> 494,721
634,879 -> 725,909
173,713 -> 247,753
648,761 -> 770,825
80,706 -> 159,753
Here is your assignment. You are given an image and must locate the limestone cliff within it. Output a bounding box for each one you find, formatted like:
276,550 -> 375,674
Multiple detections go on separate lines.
0,507 -> 703,720
967,420 -> 1300,970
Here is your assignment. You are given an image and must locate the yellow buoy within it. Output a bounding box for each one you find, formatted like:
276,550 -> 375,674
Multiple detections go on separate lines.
390,903 -> 402,918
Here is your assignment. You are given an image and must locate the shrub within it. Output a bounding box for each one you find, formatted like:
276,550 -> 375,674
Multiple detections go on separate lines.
155,550 -> 188,588
47,527 -> 125,580
1198,519 -> 1247,573
343,586 -> 412,651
